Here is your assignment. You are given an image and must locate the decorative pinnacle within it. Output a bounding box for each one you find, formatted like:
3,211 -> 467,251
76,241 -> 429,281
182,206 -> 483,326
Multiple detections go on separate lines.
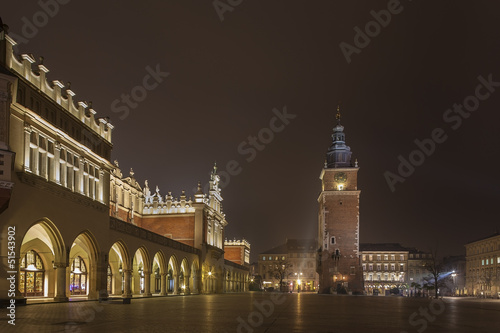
336,104 -> 341,123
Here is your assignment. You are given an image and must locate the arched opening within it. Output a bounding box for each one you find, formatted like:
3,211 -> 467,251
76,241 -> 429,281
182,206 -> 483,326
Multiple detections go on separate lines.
180,258 -> 190,294
168,256 -> 179,294
132,247 -> 151,296
151,251 -> 167,295
108,241 -> 130,297
69,231 -> 99,298
20,220 -> 66,300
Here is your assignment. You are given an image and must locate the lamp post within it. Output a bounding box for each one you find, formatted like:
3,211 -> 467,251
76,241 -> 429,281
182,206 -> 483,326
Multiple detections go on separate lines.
294,272 -> 303,292
451,271 -> 457,296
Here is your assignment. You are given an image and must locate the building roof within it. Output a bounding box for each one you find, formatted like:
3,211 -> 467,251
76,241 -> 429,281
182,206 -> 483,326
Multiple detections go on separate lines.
286,239 -> 316,252
260,239 -> 317,255
260,243 -> 288,255
360,243 -> 409,252
465,231 -> 500,245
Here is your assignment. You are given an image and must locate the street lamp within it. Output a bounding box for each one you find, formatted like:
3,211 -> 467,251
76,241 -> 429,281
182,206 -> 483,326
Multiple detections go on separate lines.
451,271 -> 457,296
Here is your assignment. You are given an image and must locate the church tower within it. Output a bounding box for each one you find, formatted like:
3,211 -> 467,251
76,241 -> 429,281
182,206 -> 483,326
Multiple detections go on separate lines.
317,107 -> 363,294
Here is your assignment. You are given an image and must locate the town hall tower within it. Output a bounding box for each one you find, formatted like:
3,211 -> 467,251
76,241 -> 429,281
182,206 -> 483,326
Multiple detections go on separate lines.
317,107 -> 363,294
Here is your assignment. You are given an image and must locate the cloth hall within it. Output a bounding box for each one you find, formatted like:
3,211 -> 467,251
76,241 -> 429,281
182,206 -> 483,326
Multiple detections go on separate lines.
0,26 -> 250,304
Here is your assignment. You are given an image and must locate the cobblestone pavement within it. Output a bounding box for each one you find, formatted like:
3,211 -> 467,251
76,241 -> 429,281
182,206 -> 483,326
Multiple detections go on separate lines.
2,293 -> 500,332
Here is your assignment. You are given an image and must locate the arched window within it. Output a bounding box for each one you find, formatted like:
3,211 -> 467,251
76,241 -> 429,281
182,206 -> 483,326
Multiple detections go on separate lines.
19,250 -> 45,297
70,256 -> 87,295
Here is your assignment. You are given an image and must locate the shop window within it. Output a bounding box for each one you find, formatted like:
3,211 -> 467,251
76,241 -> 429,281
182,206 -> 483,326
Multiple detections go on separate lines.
70,256 -> 88,295
19,250 -> 45,297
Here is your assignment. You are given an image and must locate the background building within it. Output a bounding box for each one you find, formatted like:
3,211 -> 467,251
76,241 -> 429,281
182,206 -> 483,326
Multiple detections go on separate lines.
465,232 -> 500,297
258,239 -> 318,292
360,243 -> 409,295
360,243 -> 434,296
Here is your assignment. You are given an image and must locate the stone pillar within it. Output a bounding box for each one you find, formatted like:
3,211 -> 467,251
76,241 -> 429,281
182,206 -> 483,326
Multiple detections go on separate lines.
160,273 -> 167,296
54,263 -> 68,301
23,125 -> 32,172
192,273 -> 199,294
123,269 -> 132,298
144,272 -> 152,297
184,274 -> 190,295
173,274 -> 179,295
52,141 -> 61,183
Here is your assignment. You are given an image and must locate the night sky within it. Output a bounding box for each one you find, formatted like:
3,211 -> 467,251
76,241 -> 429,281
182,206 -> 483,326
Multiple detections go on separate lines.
3,1 -> 500,261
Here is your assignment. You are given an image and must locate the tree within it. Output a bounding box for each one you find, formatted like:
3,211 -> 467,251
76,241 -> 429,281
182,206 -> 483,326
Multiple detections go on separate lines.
479,268 -> 498,297
423,248 -> 445,299
267,259 -> 292,292
249,275 -> 263,291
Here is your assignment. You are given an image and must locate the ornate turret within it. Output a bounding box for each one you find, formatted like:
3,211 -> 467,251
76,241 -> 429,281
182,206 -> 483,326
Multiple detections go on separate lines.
326,105 -> 352,168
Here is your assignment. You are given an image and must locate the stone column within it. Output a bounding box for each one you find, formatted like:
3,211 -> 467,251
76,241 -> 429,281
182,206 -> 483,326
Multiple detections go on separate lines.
23,125 -> 32,172
54,263 -> 68,301
160,273 -> 167,296
192,273 -> 199,294
173,274 -> 179,295
123,269 -> 132,298
52,141 -> 61,183
184,274 -> 191,295
144,272 -> 152,297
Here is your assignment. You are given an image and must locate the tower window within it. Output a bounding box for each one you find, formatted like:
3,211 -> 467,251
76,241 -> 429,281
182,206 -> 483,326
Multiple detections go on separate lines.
330,236 -> 336,245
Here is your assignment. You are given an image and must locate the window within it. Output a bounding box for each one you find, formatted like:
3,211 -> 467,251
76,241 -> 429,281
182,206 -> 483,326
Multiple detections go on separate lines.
281,256 -> 285,260
331,236 -> 336,245
362,264 -> 366,271
369,264 -> 373,271
350,266 -> 355,275
376,264 -> 381,271
390,255 -> 395,261
384,264 -> 388,271
19,250 -> 45,297
497,257 -> 500,264
268,256 -> 272,260
262,256 -> 266,261
369,255 -> 373,261
384,255 -> 389,260
482,260 -> 485,266
377,255 -> 381,261
391,264 -> 395,271
70,256 -> 88,295
362,255 -> 366,261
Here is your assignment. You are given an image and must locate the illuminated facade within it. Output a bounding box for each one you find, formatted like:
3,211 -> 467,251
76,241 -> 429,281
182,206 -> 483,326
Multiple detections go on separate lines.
316,108 -> 363,294
360,244 -> 433,295
258,239 -> 319,292
0,29 -> 248,304
465,232 -> 500,297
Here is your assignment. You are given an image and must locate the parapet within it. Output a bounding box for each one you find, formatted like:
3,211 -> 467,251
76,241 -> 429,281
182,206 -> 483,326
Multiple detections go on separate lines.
2,34 -> 113,143
224,239 -> 251,249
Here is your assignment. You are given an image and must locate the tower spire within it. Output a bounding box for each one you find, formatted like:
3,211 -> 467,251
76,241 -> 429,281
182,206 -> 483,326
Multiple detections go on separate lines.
325,105 -> 352,168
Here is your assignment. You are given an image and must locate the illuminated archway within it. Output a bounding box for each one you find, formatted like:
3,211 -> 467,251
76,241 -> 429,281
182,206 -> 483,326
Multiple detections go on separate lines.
108,241 -> 130,296
168,255 -> 179,294
20,220 -> 66,300
69,231 -> 99,298
151,251 -> 167,295
131,247 -> 151,296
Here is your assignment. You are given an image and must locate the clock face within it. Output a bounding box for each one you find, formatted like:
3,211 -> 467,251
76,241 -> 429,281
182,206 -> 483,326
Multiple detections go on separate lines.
334,172 -> 347,183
